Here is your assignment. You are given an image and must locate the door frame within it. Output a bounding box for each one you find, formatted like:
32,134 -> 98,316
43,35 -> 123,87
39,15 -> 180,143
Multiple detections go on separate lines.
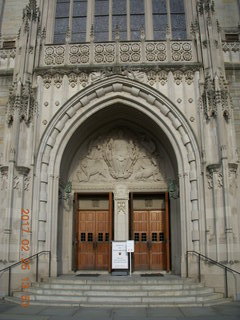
129,192 -> 171,272
73,192 -> 113,272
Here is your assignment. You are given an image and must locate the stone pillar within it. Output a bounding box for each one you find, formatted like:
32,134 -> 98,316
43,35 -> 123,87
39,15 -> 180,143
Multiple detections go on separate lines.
114,184 -> 129,241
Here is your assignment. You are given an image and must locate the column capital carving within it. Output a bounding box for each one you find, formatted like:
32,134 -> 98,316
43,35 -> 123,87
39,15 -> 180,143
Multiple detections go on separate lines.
114,184 -> 129,200
16,166 -> 30,176
206,163 -> 221,173
0,166 -> 9,174
228,163 -> 238,173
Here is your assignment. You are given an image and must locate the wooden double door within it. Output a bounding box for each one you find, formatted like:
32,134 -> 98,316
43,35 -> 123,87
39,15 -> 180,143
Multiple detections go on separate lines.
131,193 -> 170,271
74,193 -> 113,271
74,192 -> 170,272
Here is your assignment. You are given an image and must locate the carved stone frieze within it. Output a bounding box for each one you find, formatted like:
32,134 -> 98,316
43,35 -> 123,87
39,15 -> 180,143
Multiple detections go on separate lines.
0,49 -> 16,60
120,43 -> 141,63
222,42 -> 240,52
44,41 -> 194,67
45,46 -> 65,65
171,42 -> 193,62
95,44 -> 116,64
74,128 -> 166,184
145,42 -> 166,62
69,44 -> 90,64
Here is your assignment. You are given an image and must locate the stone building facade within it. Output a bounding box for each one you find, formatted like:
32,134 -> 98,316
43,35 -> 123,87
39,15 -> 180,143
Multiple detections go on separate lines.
0,0 -> 240,297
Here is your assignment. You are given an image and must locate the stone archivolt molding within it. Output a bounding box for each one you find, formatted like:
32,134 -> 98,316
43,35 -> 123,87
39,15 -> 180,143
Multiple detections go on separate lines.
40,67 -> 198,89
36,76 -> 201,247
43,40 -> 194,67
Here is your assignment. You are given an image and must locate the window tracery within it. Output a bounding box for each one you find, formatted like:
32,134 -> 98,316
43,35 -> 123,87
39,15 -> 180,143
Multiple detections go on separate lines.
53,0 -> 186,44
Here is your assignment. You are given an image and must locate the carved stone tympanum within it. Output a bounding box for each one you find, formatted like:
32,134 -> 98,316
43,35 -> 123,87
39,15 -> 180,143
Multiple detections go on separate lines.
74,128 -> 166,183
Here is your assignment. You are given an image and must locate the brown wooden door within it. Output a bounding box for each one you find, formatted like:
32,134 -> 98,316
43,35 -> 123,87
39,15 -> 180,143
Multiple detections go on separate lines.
76,194 -> 112,270
132,193 -> 170,271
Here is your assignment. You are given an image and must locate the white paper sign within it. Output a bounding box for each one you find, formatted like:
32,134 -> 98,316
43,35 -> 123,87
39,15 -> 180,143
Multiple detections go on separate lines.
112,241 -> 128,269
126,240 -> 134,252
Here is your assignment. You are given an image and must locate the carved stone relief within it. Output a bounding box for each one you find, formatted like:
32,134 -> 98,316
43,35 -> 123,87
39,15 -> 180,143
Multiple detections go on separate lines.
117,201 -> 127,215
73,128 -> 167,184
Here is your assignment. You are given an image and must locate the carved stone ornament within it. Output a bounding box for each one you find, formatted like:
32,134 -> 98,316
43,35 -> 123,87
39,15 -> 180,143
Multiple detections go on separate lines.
117,201 -> 126,215
202,75 -> 232,120
206,164 -> 223,189
23,0 -> 40,24
6,78 -> 37,125
0,166 -> 8,191
197,0 -> 215,15
75,128 -> 166,183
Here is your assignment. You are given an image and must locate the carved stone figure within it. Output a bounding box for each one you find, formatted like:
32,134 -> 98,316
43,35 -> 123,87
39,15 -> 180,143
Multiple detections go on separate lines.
103,130 -> 137,179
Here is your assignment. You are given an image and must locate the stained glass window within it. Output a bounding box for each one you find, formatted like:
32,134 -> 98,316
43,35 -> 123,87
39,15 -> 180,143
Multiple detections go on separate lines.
170,0 -> 186,39
53,0 -> 187,43
152,0 -> 167,40
130,0 -> 145,40
54,0 -> 70,43
94,0 -> 109,42
112,0 -> 127,40
72,0 -> 87,42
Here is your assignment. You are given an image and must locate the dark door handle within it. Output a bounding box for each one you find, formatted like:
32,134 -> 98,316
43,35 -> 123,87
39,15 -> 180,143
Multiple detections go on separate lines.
147,240 -> 152,249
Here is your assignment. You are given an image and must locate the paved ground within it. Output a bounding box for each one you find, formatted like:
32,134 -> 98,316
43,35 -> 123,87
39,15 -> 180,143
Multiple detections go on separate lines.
0,300 -> 240,320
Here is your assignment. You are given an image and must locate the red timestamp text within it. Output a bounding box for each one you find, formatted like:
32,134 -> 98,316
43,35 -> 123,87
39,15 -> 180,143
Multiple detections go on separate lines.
20,208 -> 31,308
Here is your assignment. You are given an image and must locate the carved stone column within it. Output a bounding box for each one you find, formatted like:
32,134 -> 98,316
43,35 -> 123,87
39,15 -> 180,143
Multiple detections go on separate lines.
114,184 -> 129,241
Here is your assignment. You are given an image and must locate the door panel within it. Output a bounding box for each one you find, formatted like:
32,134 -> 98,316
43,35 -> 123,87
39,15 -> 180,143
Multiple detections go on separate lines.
77,211 -> 95,270
132,194 -> 169,271
76,194 -> 112,271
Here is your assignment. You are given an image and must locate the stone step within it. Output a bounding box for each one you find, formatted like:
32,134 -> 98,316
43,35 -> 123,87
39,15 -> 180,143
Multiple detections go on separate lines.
9,275 -> 228,307
33,282 -> 204,291
12,291 -> 223,304
5,296 -> 230,308
25,287 -> 214,297
44,277 -> 196,285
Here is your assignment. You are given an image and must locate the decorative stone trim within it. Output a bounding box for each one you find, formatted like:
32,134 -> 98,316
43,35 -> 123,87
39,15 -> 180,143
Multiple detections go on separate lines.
222,42 -> 240,52
39,67 -> 198,89
43,40 -> 195,67
0,49 -> 16,60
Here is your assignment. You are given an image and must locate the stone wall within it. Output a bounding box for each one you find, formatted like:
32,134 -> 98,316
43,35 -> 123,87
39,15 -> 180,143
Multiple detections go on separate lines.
0,76 -> 11,164
215,0 -> 240,30
1,0 -> 28,40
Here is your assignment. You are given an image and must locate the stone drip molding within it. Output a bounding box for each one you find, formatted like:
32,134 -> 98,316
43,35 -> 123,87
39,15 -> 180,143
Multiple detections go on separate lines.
35,76 -> 201,250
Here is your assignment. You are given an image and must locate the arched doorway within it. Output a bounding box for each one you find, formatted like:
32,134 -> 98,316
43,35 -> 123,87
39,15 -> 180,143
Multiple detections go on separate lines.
33,76 -> 202,278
